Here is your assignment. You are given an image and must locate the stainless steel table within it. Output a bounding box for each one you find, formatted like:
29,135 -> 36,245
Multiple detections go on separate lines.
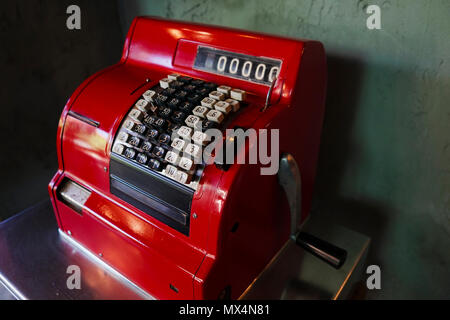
0,200 -> 151,300
0,200 -> 370,300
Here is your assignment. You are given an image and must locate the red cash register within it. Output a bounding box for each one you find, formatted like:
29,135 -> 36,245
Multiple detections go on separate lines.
48,16 -> 327,299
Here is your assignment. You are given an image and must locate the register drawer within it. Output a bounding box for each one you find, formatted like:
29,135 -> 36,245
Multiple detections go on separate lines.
109,154 -> 194,235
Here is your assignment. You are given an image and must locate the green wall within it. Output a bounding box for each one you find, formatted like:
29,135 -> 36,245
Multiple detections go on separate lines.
117,0 -> 450,299
0,1 -> 123,222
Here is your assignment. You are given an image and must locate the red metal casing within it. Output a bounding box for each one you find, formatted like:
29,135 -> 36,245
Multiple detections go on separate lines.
48,17 -> 327,299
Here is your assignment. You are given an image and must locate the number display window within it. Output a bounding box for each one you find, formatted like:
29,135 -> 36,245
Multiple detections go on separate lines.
193,46 -> 282,86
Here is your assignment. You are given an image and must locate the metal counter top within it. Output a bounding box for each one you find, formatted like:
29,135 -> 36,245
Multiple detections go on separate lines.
0,200 -> 369,300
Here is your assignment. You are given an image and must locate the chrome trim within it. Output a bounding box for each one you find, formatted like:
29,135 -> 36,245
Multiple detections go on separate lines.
262,77 -> 278,112
58,230 -> 155,300
278,153 -> 302,239
68,110 -> 100,128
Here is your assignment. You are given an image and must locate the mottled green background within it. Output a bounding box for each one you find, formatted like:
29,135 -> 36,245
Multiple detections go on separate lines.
117,0 -> 450,299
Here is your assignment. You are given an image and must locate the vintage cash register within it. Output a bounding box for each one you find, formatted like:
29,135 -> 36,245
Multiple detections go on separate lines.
48,17 -> 328,299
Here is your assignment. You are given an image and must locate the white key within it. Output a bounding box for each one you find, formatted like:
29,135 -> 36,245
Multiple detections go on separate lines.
230,89 -> 246,101
201,97 -> 216,109
206,109 -> 224,123
124,119 -> 136,131
185,115 -> 201,128
165,165 -> 178,178
135,99 -> 150,111
179,157 -> 195,171
171,138 -> 187,152
129,109 -> 144,122
117,132 -> 129,143
192,106 -> 209,118
174,170 -> 192,184
214,101 -> 232,114
112,143 -> 125,155
209,91 -> 226,101
217,85 -> 231,95
185,143 -> 202,159
225,98 -> 240,112
165,151 -> 180,165
142,90 -> 156,102
192,131 -> 209,145
159,78 -> 172,89
168,74 -> 180,81
177,126 -> 193,139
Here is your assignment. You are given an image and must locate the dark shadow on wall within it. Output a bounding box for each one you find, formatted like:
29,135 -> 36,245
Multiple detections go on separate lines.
311,54 -> 389,298
117,0 -> 141,40
311,53 -> 450,299
0,0 -> 123,221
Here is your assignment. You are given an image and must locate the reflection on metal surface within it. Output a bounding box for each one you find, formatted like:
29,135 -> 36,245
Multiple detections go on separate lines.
68,110 -> 100,128
278,153 -> 302,238
0,201 -> 369,300
295,232 -> 348,269
0,273 -> 27,300
59,230 -> 154,300
240,221 -> 370,300
58,179 -> 91,213
0,200 -> 152,300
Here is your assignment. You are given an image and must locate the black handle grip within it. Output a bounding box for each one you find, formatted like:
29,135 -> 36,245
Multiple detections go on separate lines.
296,232 -> 347,269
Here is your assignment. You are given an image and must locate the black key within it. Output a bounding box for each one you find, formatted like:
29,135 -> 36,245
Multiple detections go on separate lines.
153,117 -> 168,130
132,124 -> 147,135
146,128 -> 159,140
202,120 -> 217,131
148,103 -> 158,113
141,141 -> 153,153
128,136 -> 141,147
152,146 -> 166,158
167,98 -> 181,109
148,158 -> 162,171
169,81 -> 184,89
162,88 -> 177,96
158,133 -> 171,145
158,107 -> 172,119
143,115 -> 158,127
151,86 -> 164,94
178,76 -> 192,83
183,84 -> 196,92
187,93 -> 202,104
191,79 -> 205,86
168,123 -> 181,133
203,82 -> 217,90
171,111 -> 186,124
174,90 -> 188,100
141,101 -> 158,114
178,101 -> 194,113
154,94 -> 169,106
124,148 -> 136,159
136,153 -> 148,165
195,87 -> 209,96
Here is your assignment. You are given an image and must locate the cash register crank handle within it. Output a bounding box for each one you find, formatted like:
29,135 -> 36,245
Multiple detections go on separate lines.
278,154 -> 347,269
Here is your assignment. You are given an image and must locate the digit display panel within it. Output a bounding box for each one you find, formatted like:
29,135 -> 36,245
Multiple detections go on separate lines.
193,46 -> 282,86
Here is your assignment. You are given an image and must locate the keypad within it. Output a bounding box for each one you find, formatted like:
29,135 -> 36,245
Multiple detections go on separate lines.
112,73 -> 247,189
